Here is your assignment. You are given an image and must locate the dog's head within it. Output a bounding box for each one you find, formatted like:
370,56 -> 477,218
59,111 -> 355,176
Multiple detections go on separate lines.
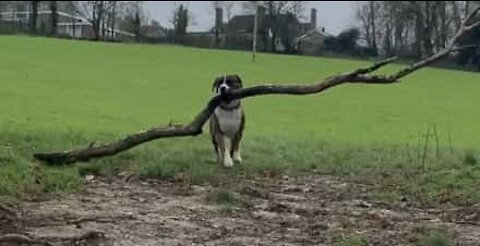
212,74 -> 243,108
212,74 -> 243,95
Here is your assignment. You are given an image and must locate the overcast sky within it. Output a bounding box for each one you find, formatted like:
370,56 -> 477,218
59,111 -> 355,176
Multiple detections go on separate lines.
143,1 -> 359,35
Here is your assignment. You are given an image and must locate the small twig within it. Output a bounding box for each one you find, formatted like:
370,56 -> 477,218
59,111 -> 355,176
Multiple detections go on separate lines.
453,220 -> 480,226
417,130 -> 422,163
421,126 -> 431,170
448,122 -> 454,154
0,234 -> 35,244
465,7 -> 480,30
37,230 -> 106,243
0,204 -> 17,218
451,44 -> 479,52
66,230 -> 105,241
68,214 -> 135,226
405,142 -> 412,163
432,123 -> 440,159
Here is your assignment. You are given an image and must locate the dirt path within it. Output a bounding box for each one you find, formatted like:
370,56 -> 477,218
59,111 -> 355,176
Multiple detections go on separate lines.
2,174 -> 480,245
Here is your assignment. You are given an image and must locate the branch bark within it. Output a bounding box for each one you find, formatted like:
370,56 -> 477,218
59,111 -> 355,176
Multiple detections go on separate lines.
33,7 -> 480,165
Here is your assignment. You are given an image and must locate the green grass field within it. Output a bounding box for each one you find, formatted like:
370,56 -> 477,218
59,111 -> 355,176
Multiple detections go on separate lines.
1,35 -> 480,204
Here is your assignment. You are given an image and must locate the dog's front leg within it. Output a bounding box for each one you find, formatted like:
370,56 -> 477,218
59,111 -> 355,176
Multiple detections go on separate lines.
222,136 -> 234,167
233,148 -> 242,163
232,135 -> 242,163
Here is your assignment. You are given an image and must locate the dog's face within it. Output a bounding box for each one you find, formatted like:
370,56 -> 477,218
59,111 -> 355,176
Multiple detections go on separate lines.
212,75 -> 243,107
212,74 -> 243,96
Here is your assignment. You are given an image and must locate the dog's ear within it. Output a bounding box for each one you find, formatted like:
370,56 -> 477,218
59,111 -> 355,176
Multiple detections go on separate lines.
234,74 -> 243,88
212,76 -> 221,92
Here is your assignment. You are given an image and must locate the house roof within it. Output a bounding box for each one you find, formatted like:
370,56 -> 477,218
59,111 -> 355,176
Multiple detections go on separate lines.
0,10 -> 88,23
293,28 -> 333,45
226,13 -> 304,34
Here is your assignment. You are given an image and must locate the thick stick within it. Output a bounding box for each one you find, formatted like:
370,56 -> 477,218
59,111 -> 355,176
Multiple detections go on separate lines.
33,8 -> 480,165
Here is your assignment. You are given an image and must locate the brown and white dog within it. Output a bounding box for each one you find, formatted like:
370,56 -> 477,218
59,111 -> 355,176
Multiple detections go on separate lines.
209,74 -> 245,167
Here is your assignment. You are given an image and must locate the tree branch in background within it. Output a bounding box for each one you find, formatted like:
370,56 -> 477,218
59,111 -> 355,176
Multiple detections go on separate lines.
33,7 -> 480,165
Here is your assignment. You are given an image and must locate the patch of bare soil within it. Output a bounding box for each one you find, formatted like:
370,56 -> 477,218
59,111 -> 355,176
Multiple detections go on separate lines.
1,174 -> 479,246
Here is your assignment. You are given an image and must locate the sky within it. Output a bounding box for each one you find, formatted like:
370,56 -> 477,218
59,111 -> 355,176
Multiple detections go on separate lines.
143,1 -> 359,35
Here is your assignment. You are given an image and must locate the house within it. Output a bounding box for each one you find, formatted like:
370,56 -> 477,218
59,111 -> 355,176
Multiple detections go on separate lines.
0,8 -> 135,41
226,7 -> 320,52
182,6 -> 330,55
139,20 -> 168,43
293,27 -> 333,56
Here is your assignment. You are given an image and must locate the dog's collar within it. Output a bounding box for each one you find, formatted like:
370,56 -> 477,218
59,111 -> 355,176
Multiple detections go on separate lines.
219,102 -> 241,110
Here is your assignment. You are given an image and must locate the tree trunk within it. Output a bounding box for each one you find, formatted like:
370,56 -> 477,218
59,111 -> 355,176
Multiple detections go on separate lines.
414,2 -> 425,58
422,1 -> 434,57
393,18 -> 404,54
111,2 -> 116,41
102,17 -> 106,40
439,1 -> 447,50
369,1 -> 378,56
365,19 -> 371,47
102,2 -> 107,40
50,1 -> 57,36
92,2 -> 100,40
30,1 -> 38,34
92,1 -> 105,41
0,2 -> 3,24
271,32 -> 276,52
465,1 -> 470,17
134,2 -> 141,42
384,21 -> 392,56
215,28 -> 219,47
450,1 -> 463,30
72,15 -> 76,38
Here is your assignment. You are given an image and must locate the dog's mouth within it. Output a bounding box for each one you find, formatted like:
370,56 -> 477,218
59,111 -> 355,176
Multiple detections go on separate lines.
220,87 -> 228,95
218,87 -> 232,103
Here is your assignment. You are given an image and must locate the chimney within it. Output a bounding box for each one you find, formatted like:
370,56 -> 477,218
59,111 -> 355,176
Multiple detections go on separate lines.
215,7 -> 223,32
310,8 -> 317,30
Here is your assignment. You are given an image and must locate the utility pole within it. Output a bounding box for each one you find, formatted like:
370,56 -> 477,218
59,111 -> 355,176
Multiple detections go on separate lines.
252,1 -> 258,63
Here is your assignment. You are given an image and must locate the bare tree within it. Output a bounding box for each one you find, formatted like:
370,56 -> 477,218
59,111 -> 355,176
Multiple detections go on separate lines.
356,3 -> 370,46
76,1 -> 106,40
33,7 -> 480,165
116,1 -> 145,42
224,1 -> 235,22
171,3 -> 189,44
356,1 -> 465,57
243,1 -> 306,53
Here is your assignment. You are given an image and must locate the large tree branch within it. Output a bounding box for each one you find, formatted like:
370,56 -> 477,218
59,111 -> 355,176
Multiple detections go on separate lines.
33,7 -> 480,165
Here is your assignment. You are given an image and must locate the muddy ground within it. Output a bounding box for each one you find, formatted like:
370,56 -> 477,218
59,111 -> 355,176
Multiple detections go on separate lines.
1,173 -> 480,246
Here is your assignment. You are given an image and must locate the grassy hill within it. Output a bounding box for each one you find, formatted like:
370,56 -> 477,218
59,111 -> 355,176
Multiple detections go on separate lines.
1,35 -> 480,203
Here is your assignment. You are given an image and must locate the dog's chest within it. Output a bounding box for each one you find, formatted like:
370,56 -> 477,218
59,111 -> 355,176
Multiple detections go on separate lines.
214,107 -> 242,137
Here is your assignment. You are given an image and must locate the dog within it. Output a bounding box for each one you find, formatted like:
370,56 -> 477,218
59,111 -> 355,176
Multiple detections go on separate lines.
209,74 -> 245,168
